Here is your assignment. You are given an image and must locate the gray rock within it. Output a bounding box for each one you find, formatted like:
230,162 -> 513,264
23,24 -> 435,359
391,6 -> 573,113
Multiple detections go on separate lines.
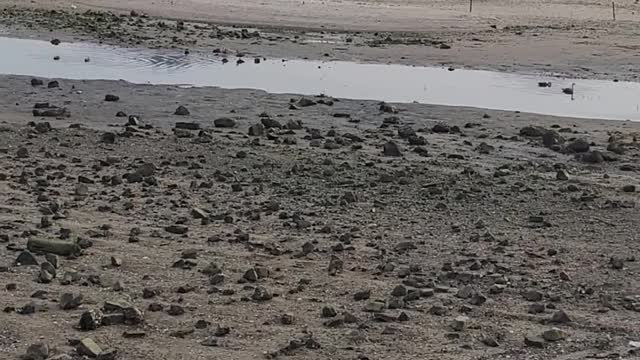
104,94 -> 120,102
397,126 -> 416,139
252,286 -> 273,301
243,268 -> 259,282
248,123 -> 264,136
174,105 -> 190,116
556,170 -> 569,181
520,126 -> 546,137
432,123 -> 450,133
321,306 -> 337,318
524,334 -> 545,348
579,151 -> 604,164
476,142 -> 494,154
450,315 -> 469,332
542,328 -> 566,342
167,304 -> 185,316
542,130 -> 564,147
611,256 -> 625,269
328,255 -> 343,275
354,290 -> 371,301
622,185 -> 636,193
136,163 -> 156,177
16,147 -> 29,158
567,138 -> 590,153
523,289 -> 543,302
79,310 -> 103,330
383,141 -> 402,157
77,338 -> 102,357
456,286 -> 474,299
261,117 -> 282,129
165,225 -> 188,235
364,301 -> 386,313
60,292 -> 83,310
391,285 -> 408,297
214,117 -> 236,128
25,343 -> 49,360
15,251 -> 38,266
550,310 -> 571,324
175,122 -> 200,130
297,98 -> 317,107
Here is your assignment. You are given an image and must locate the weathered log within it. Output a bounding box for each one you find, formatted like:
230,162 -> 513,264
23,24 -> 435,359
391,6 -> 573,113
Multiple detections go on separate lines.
27,238 -> 80,256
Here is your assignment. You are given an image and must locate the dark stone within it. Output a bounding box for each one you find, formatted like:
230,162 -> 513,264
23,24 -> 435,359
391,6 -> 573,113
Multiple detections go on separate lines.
101,132 -> 116,144
174,105 -> 190,116
104,95 -> 120,102
165,225 -> 188,235
248,123 -> 264,136
383,141 -> 402,157
33,108 -> 69,118
566,138 -> 590,153
520,126 -> 546,137
214,117 -> 236,128
297,98 -> 317,107
261,118 -> 282,129
432,124 -> 450,133
542,130 -> 564,147
175,122 -> 200,130
16,251 -> 38,266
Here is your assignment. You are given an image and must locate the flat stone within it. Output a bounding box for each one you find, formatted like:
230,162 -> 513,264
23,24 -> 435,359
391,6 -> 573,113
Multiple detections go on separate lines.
364,301 -> 386,313
77,338 -> 103,357
542,328 -> 566,342
451,315 -> 469,331
524,334 -> 545,348
214,117 -> 236,128
165,225 -> 188,235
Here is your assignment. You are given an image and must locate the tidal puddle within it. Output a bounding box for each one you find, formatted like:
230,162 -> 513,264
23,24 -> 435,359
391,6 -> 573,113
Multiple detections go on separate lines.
1,36 -> 639,120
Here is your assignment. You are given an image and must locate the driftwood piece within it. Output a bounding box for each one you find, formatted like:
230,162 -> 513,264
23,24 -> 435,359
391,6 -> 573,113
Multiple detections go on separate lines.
27,238 -> 80,256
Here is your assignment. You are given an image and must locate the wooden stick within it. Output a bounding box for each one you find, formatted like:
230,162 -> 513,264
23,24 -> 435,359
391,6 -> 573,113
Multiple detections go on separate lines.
613,2 -> 616,20
470,0 -> 473,13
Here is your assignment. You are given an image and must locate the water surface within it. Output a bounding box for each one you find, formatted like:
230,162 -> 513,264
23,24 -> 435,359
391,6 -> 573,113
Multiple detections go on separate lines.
1,36 -> 638,120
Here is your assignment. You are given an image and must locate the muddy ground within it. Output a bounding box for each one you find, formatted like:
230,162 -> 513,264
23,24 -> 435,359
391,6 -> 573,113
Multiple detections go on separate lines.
1,74 -> 640,359
1,0 -> 640,359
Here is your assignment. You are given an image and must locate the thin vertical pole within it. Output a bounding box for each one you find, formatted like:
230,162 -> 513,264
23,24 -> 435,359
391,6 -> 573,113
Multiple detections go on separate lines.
470,0 -> 473,13
612,2 -> 616,20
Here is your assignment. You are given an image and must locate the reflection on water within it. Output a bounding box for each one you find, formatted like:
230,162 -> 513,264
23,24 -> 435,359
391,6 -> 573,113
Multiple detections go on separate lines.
1,36 -> 639,121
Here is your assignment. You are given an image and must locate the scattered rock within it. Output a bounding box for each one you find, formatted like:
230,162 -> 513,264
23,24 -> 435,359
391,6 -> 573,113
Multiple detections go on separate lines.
566,138 -> 590,153
524,334 -> 545,348
25,343 -> 49,360
383,141 -> 402,157
556,170 -> 569,181
174,105 -> 190,116
77,338 -> 102,357
542,328 -> 566,342
214,117 -> 236,128
60,292 -> 83,310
